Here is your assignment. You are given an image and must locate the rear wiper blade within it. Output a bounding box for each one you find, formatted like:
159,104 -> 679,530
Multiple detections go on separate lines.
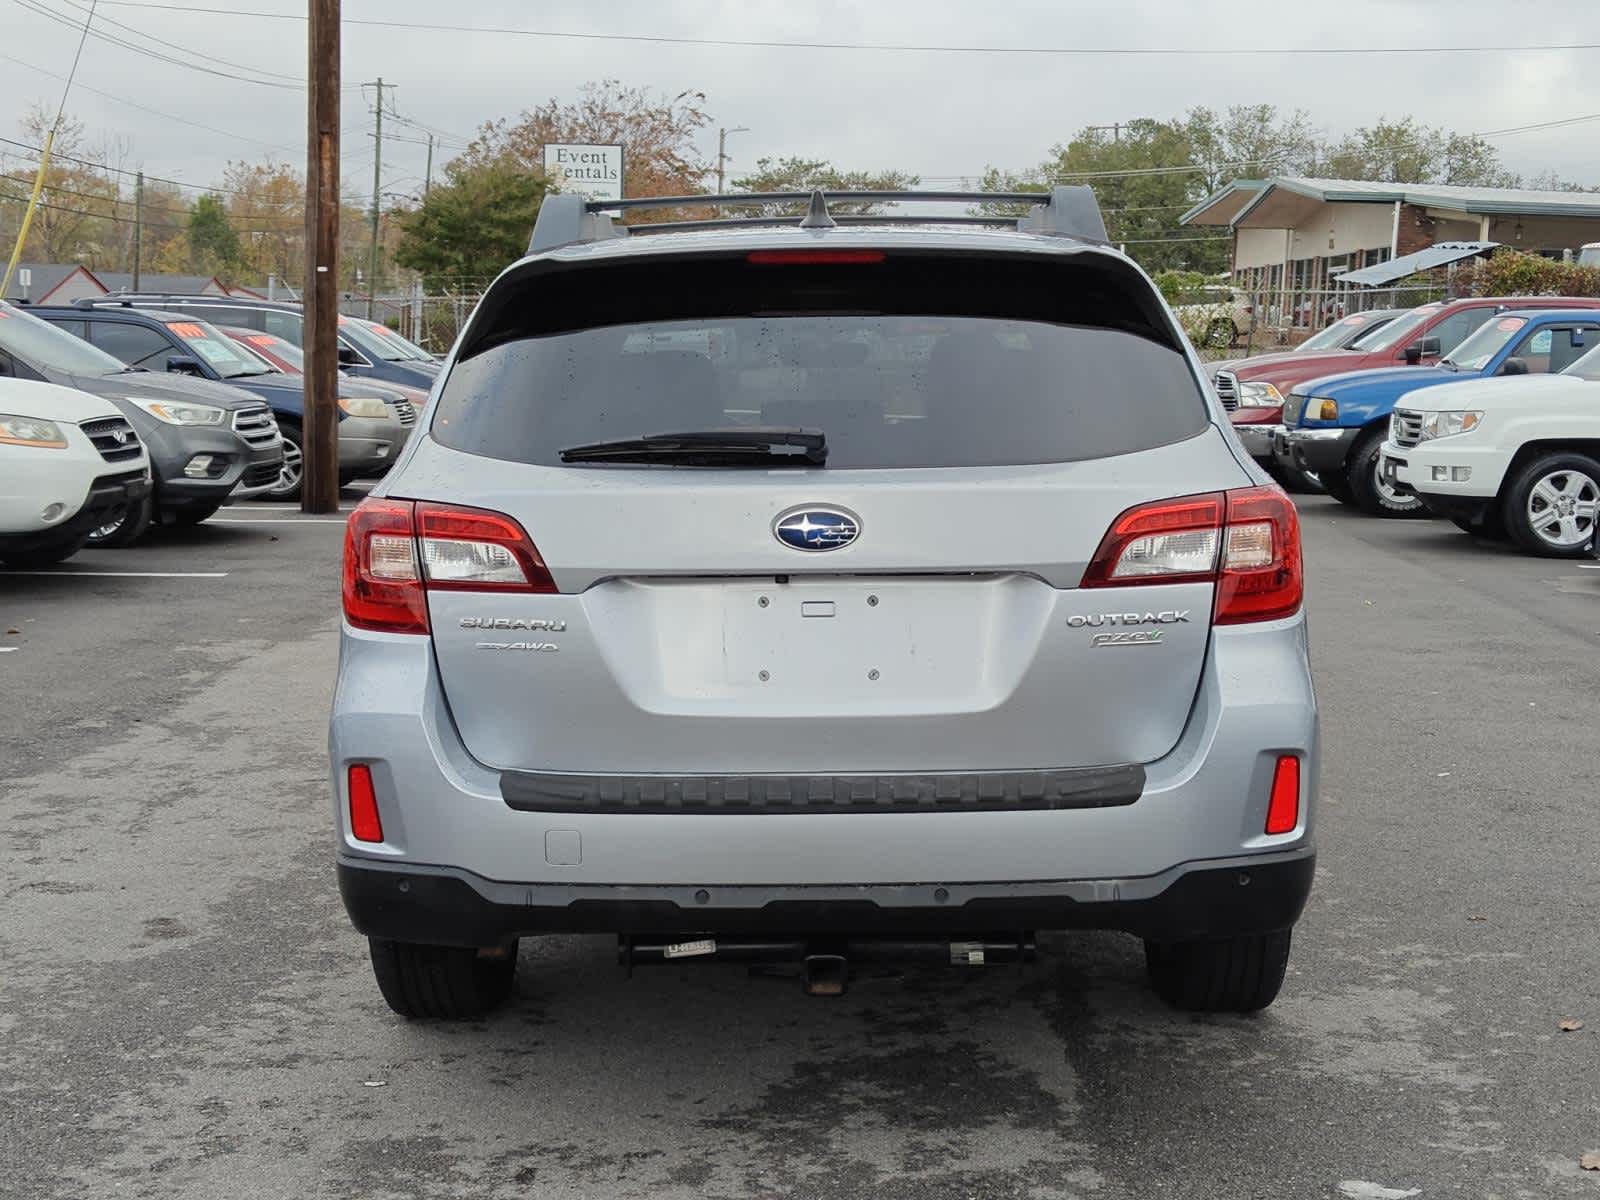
559,426 -> 827,466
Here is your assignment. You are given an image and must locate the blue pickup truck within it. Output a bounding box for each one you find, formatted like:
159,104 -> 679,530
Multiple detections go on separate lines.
1279,308 -> 1600,516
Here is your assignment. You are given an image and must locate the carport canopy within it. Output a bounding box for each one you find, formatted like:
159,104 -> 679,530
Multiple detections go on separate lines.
1332,241 -> 1500,287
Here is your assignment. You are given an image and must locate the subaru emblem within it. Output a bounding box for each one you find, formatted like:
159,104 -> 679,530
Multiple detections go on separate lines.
773,506 -> 860,552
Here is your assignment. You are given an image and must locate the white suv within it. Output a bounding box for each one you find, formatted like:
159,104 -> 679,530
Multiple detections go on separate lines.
1382,330 -> 1600,556
0,378 -> 151,567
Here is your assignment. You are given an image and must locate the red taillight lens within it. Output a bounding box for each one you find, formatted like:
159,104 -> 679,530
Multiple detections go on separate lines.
1265,755 -> 1300,834
746,249 -> 886,265
416,502 -> 556,593
1082,493 -> 1223,587
342,500 -> 558,631
1081,484 -> 1303,625
1215,486 -> 1302,625
342,498 -> 428,633
348,763 -> 384,842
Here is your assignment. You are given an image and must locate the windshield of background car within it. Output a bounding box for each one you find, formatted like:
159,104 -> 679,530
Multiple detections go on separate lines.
1444,316 -> 1527,371
1560,340 -> 1600,380
1298,313 -> 1381,352
0,304 -> 126,375
240,332 -> 304,371
367,322 -> 432,360
339,318 -> 410,361
432,251 -> 1209,470
1350,304 -> 1442,351
164,319 -> 271,378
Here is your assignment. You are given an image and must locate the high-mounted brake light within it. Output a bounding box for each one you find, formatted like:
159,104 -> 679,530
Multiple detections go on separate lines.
1265,755 -> 1300,835
342,498 -> 557,634
1082,485 -> 1302,624
746,249 -> 886,265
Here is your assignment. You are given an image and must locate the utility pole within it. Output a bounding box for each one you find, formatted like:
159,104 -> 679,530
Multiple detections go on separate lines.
304,0 -> 341,514
131,170 -> 143,291
364,76 -> 389,319
1088,123 -> 1123,142
716,126 -> 748,193
423,133 -> 433,201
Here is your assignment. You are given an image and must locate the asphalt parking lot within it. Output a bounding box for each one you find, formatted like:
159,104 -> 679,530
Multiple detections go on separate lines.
3,494 -> 1599,1200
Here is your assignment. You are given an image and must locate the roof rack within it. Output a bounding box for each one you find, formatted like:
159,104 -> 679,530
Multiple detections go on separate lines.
527,187 -> 1108,254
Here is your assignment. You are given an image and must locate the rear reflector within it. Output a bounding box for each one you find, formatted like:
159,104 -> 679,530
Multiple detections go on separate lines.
1265,755 -> 1300,835
348,764 -> 384,843
1082,485 -> 1303,624
341,498 -> 557,633
746,249 -> 886,265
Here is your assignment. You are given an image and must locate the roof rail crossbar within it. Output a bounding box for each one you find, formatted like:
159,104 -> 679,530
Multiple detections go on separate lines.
527,187 -> 1108,254
628,214 -> 1023,235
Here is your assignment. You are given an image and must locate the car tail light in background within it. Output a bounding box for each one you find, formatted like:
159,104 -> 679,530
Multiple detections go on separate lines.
342,498 -> 556,633
1082,485 -> 1303,624
1265,755 -> 1300,834
347,763 -> 384,843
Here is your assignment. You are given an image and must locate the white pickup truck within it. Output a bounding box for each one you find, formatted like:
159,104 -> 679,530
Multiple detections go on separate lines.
1381,332 -> 1600,557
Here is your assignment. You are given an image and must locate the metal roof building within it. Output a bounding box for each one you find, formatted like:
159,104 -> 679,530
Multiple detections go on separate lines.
1182,177 -> 1600,328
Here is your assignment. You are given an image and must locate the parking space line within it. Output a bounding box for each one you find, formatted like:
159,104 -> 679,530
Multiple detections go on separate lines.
0,571 -> 230,578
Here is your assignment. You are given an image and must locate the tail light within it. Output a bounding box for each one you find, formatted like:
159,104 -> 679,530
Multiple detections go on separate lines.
342,498 -> 556,633
1082,485 -> 1302,624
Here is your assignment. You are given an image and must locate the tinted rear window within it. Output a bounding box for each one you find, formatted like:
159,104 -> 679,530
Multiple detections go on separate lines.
432,251 -> 1208,469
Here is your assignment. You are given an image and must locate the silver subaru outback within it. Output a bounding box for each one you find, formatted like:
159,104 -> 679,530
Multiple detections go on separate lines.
330,188 -> 1317,1019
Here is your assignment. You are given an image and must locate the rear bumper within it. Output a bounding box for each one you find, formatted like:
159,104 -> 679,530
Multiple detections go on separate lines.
337,849 -> 1316,945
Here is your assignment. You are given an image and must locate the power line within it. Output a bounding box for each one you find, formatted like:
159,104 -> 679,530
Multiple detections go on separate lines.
51,0 -> 302,83
10,0 -> 300,90
0,51 -> 301,154
67,2 -> 1600,56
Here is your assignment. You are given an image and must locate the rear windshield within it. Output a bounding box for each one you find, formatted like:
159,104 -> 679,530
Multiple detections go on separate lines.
431,251 -> 1208,470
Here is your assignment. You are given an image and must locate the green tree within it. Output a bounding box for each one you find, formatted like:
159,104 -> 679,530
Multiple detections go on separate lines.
726,156 -> 919,215
1183,104 -> 1319,194
1319,117 -> 1517,186
186,192 -> 240,276
393,161 -> 551,290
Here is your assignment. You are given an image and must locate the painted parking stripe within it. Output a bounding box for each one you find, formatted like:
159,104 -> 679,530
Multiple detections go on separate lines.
0,570 -> 229,578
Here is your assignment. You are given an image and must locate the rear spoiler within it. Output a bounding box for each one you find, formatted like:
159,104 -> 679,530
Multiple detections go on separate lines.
527,187 -> 1109,255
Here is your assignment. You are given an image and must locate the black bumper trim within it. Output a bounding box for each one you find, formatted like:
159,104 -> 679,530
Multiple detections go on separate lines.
1287,428 -> 1359,474
501,764 -> 1145,814
336,852 -> 1316,946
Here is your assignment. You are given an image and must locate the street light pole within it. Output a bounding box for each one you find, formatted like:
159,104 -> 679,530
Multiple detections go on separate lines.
716,125 -> 749,193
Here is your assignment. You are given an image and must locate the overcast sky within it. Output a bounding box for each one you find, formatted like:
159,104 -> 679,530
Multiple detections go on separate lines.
4,0 -> 1596,204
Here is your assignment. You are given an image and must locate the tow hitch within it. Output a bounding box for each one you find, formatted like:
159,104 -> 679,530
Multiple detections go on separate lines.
618,935 -> 1036,996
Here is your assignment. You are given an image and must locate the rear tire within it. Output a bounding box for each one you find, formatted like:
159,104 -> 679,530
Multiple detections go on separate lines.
1346,426 -> 1425,518
1145,929 -> 1292,1013
368,938 -> 518,1019
1501,452 -> 1600,558
85,493 -> 153,548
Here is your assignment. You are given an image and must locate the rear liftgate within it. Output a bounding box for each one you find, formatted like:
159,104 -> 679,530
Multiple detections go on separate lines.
618,933 -> 1037,997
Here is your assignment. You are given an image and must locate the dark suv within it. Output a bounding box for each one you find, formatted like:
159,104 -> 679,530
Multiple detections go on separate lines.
37,305 -> 410,500
82,295 -> 440,392
0,301 -> 281,542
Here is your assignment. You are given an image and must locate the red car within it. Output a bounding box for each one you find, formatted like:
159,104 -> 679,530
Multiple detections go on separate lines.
1216,296 -> 1600,487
